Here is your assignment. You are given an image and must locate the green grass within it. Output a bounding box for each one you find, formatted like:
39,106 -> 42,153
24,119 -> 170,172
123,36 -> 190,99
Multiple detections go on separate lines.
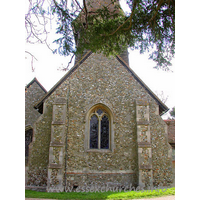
25,187 -> 175,199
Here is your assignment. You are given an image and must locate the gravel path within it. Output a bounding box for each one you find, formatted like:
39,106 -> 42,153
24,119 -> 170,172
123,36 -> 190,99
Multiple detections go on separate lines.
25,195 -> 175,200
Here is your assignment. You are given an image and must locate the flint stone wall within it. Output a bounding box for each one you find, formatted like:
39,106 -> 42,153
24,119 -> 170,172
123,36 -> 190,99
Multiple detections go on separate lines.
27,53 -> 173,190
25,81 -> 46,128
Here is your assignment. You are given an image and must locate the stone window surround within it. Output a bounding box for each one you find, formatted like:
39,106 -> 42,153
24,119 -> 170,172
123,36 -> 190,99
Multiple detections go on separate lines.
84,103 -> 114,153
89,109 -> 109,149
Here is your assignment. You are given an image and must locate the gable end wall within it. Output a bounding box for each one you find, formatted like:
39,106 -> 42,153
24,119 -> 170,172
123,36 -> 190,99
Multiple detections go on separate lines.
27,53 -> 173,189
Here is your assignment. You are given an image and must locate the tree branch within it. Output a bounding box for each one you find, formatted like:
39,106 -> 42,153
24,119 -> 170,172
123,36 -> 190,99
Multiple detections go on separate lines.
122,0 -> 137,31
105,0 -> 137,36
25,51 -> 38,72
83,0 -> 88,29
58,54 -> 75,71
25,51 -> 38,61
148,0 -> 164,23
74,0 -> 82,11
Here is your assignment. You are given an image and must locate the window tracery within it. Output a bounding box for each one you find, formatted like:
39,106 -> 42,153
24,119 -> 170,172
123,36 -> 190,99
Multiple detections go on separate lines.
89,107 -> 110,150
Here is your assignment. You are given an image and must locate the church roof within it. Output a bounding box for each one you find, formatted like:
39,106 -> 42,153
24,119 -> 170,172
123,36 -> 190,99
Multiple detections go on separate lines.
34,51 -> 169,115
25,77 -> 47,93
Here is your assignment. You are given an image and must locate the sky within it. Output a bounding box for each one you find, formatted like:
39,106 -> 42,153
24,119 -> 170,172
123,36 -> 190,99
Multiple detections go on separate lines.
25,0 -> 175,119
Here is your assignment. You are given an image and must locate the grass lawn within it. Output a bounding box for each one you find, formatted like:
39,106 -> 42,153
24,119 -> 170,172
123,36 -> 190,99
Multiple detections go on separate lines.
25,187 -> 175,199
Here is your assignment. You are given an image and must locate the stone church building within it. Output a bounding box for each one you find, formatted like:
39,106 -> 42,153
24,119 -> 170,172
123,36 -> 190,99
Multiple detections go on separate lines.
25,78 -> 47,166
26,0 -> 174,192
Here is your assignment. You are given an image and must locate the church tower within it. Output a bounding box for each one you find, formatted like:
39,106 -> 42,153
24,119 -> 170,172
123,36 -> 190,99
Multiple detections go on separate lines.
73,0 -> 129,66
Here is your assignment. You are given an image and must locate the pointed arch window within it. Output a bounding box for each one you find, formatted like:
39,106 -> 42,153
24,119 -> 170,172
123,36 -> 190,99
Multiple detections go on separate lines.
85,104 -> 114,152
89,108 -> 110,149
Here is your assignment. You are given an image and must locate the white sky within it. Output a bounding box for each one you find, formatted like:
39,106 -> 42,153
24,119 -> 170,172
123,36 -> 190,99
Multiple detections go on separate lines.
25,0 -> 175,119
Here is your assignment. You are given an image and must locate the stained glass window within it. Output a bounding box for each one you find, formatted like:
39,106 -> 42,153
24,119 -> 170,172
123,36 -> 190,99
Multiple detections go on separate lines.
89,108 -> 110,150
97,109 -> 103,115
101,115 -> 109,149
90,115 -> 98,149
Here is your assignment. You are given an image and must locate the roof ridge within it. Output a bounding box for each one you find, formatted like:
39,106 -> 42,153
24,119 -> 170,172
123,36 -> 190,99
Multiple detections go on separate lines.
34,51 -> 93,110
25,77 -> 47,93
34,52 -> 169,115
116,55 -> 169,115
